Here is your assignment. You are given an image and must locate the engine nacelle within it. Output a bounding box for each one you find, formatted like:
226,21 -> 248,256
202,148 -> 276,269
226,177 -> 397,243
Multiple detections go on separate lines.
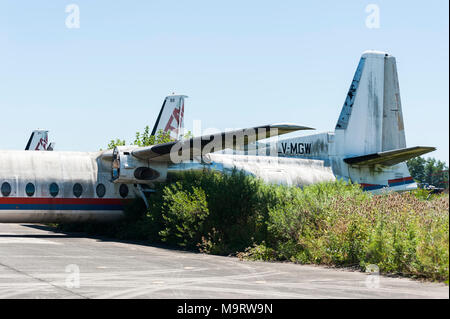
112,146 -> 167,184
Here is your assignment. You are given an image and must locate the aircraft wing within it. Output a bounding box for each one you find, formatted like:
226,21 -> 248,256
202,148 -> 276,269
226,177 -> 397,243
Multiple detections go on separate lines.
132,124 -> 314,162
343,146 -> 436,167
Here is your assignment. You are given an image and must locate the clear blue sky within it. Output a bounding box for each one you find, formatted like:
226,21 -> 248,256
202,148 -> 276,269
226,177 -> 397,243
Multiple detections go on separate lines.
1,0 -> 448,163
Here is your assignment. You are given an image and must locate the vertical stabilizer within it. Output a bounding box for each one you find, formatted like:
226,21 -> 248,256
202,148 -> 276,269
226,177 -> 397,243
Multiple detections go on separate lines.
25,130 -> 50,151
151,94 -> 187,140
382,56 -> 406,151
335,51 -> 406,157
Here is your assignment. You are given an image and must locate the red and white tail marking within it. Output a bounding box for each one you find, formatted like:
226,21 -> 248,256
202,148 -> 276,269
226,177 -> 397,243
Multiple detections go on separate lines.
25,130 -> 50,151
152,95 -> 187,140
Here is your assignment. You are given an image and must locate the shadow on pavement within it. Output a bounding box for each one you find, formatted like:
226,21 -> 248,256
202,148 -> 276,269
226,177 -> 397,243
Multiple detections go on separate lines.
20,223 -> 199,255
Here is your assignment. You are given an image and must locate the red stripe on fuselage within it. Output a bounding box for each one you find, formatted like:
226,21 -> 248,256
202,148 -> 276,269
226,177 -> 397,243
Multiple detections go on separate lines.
388,176 -> 413,184
0,197 -> 128,205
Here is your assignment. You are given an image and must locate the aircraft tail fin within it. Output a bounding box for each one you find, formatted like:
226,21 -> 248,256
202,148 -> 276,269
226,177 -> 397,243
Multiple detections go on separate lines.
335,51 -> 409,156
25,130 -> 51,151
151,94 -> 187,141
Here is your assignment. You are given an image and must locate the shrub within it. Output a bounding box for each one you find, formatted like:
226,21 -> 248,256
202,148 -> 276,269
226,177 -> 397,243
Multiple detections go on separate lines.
150,169 -> 272,254
55,170 -> 449,282
159,183 -> 209,248
244,187 -> 449,282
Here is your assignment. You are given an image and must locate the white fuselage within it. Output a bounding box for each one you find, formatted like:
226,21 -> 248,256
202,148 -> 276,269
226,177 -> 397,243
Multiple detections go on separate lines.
0,149 -> 335,223
0,150 -> 134,223
214,131 -> 417,194
0,142 -> 416,223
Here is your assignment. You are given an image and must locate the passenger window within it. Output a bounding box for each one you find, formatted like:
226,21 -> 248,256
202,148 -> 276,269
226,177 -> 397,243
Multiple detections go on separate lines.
119,184 -> 128,198
49,183 -> 59,197
73,183 -> 83,198
1,182 -> 11,197
25,183 -> 35,197
96,184 -> 106,198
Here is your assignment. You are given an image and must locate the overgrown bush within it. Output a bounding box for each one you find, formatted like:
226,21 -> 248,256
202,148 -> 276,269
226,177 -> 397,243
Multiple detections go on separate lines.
241,187 -> 449,282
56,170 -> 449,282
151,169 -> 273,254
159,183 -> 209,248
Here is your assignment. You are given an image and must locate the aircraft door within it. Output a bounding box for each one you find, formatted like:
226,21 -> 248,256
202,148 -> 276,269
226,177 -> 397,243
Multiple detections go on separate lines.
112,147 -> 120,181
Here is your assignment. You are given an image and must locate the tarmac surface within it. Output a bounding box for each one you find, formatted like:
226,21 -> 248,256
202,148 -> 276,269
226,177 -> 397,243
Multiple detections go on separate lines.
0,223 -> 448,299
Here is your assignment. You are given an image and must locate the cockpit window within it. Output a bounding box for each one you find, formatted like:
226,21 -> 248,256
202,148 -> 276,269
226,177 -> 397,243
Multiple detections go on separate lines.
1,182 -> 11,197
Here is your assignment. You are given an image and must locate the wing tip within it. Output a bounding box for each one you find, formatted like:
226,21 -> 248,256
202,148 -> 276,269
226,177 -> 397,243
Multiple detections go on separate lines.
269,123 -> 315,131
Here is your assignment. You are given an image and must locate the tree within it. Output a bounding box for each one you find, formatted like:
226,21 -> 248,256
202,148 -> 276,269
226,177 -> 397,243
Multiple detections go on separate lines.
106,139 -> 126,150
407,157 -> 426,183
407,157 -> 449,189
105,126 -> 192,149
133,127 -> 172,147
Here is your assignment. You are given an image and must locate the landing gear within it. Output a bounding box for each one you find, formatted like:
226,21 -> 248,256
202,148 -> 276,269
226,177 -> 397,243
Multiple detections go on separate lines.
134,184 -> 156,209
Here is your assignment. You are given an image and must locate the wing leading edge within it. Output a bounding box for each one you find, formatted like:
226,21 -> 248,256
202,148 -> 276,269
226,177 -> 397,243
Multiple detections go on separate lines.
132,124 -> 314,162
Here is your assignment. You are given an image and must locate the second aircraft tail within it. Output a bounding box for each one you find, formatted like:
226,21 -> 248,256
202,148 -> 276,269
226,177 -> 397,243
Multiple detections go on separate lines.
151,94 -> 187,141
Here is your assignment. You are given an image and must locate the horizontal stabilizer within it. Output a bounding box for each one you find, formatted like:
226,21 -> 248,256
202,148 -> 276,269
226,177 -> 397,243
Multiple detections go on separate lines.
132,124 -> 314,162
344,146 -> 436,166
